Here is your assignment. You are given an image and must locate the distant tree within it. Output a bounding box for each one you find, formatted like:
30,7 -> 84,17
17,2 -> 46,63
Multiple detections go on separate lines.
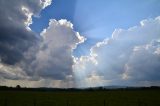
16,85 -> 21,89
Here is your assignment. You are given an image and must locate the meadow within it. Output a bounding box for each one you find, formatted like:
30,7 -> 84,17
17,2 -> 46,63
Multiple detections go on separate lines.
0,89 -> 160,106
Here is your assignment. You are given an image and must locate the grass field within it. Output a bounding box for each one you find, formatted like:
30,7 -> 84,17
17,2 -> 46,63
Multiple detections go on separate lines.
0,90 -> 160,106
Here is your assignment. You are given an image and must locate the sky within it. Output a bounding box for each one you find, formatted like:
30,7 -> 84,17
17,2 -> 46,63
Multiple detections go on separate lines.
30,0 -> 160,56
0,0 -> 160,88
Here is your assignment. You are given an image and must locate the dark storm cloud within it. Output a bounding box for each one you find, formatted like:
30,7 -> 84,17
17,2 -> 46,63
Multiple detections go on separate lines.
0,0 -> 50,64
0,25 -> 38,65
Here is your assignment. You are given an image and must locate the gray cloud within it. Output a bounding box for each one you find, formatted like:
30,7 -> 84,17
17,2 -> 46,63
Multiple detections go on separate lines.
124,41 -> 160,82
0,0 -> 51,65
0,0 -> 52,80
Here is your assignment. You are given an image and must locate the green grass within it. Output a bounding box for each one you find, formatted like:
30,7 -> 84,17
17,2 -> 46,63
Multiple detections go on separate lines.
0,90 -> 160,106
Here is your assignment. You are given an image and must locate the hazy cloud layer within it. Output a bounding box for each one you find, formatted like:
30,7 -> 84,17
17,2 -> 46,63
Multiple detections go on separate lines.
74,16 -> 160,87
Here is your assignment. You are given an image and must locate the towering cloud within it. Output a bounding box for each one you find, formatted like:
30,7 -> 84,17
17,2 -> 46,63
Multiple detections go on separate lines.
28,19 -> 85,80
74,17 -> 160,87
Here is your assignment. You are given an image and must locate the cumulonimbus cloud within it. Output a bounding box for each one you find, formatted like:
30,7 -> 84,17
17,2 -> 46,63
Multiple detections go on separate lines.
26,19 -> 85,80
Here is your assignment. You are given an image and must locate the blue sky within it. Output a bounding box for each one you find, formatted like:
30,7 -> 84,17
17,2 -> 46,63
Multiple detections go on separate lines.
1,0 -> 160,87
30,0 -> 160,56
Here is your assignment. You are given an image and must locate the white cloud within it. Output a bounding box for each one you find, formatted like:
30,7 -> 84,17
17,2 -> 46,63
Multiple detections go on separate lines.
73,16 -> 160,87
40,0 -> 52,9
27,19 -> 85,80
123,41 -> 160,82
